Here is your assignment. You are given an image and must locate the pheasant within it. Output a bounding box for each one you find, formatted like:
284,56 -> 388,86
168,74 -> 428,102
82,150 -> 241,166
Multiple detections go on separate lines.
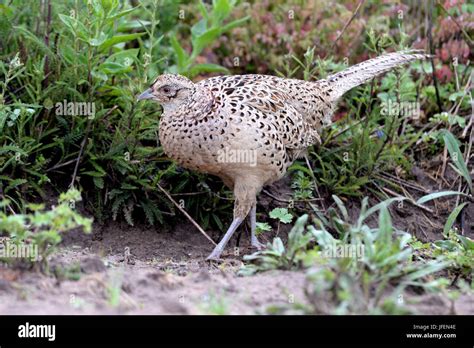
137,50 -> 429,260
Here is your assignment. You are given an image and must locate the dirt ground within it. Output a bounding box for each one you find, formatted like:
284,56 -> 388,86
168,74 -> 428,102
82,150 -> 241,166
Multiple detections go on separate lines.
0,217 -> 473,315
1,163 -> 473,315
0,222 -> 309,314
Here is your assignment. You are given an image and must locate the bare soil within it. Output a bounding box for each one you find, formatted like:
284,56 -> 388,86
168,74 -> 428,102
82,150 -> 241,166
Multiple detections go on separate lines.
0,222 -> 308,314
0,164 -> 472,315
0,218 -> 473,315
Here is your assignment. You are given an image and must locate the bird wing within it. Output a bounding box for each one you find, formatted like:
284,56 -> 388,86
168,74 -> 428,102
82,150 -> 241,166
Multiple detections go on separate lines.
201,75 -> 321,153
236,81 -> 321,150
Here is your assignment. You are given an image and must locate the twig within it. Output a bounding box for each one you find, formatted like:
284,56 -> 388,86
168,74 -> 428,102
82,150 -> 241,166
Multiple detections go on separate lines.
304,155 -> 326,211
170,191 -> 208,196
171,190 -> 235,201
46,158 -> 77,172
156,183 -> 217,246
427,0 -> 443,114
440,124 -> 452,178
326,0 -> 365,57
263,189 -> 291,203
325,118 -> 364,143
380,186 -> 434,214
262,189 -> 323,203
375,172 -> 429,193
70,105 -> 118,188
42,0 -> 52,88
436,1 -> 473,49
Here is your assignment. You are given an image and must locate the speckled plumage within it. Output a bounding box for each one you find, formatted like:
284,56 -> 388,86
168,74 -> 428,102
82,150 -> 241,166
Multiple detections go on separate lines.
138,50 -> 430,260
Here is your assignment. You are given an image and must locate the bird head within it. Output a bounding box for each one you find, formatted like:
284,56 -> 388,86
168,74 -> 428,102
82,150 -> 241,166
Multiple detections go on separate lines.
137,74 -> 195,112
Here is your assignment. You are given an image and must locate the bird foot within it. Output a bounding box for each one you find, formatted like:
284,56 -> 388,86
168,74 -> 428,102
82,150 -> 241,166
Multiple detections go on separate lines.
251,238 -> 266,251
206,248 -> 224,261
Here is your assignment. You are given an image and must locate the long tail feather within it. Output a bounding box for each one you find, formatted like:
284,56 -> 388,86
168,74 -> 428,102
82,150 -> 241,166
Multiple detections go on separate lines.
326,50 -> 431,101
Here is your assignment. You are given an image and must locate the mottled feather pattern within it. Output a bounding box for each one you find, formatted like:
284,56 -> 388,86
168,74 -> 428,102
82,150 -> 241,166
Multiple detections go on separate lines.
142,50 -> 430,259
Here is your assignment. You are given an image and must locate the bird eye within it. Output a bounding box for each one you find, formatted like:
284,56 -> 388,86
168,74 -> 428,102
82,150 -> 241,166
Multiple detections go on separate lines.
163,87 -> 170,93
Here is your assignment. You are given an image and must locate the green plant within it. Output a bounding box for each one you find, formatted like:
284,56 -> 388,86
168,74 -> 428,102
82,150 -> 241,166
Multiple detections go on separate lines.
239,214 -> 312,275
169,0 -> 249,78
245,196 -> 449,314
106,273 -> 123,308
441,130 -> 472,194
432,232 -> 473,282
0,0 -> 244,230
255,222 -> 271,236
199,292 -> 229,315
290,170 -> 314,201
301,197 -> 448,314
53,262 -> 82,281
0,188 -> 92,270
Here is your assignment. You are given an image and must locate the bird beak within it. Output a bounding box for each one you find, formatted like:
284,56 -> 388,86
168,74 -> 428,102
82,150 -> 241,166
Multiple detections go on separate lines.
137,88 -> 154,101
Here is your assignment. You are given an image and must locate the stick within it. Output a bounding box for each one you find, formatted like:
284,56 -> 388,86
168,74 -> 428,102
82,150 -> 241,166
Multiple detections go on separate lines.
427,0 -> 443,114
156,183 -> 217,246
327,0 -> 365,57
436,1 -> 473,49
380,186 -> 434,214
69,105 -> 118,188
304,154 -> 326,211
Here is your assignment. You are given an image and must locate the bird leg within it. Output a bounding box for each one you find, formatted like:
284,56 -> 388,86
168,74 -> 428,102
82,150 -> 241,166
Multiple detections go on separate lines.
250,203 -> 265,250
206,179 -> 258,260
206,216 -> 244,260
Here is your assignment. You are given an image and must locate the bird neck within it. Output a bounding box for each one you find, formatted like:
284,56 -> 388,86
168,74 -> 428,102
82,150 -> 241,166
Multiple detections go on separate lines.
165,84 -> 214,120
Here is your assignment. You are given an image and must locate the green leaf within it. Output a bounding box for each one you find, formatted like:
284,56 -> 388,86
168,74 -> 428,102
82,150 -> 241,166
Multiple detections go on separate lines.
332,195 -> 349,220
57,14 -> 88,40
93,177 -> 104,189
98,61 -> 132,74
99,33 -> 145,51
272,237 -> 285,255
191,18 -> 208,39
220,16 -> 250,33
187,63 -> 228,77
308,225 -> 336,248
191,27 -> 221,59
256,222 -> 272,233
269,208 -> 293,224
103,48 -> 138,70
89,32 -> 108,46
458,235 -> 474,251
198,1 -> 210,21
5,179 -> 27,193
288,163 -> 313,176
362,197 -> 405,223
441,130 -> 472,193
106,6 -> 138,22
170,34 -> 189,71
416,191 -> 469,204
443,202 -> 467,236
212,0 -> 232,26
378,204 -> 393,241
81,171 -> 105,178
212,214 -> 224,231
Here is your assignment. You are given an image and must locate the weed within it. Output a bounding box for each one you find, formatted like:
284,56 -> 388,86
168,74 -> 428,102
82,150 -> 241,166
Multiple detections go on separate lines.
0,188 -> 92,271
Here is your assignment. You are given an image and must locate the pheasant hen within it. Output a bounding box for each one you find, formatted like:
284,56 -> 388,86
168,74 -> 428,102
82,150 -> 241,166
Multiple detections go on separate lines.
138,50 -> 429,260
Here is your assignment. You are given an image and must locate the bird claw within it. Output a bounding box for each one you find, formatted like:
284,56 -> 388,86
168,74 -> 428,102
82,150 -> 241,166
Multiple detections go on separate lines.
251,239 -> 266,251
206,255 -> 221,262
206,248 -> 224,261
